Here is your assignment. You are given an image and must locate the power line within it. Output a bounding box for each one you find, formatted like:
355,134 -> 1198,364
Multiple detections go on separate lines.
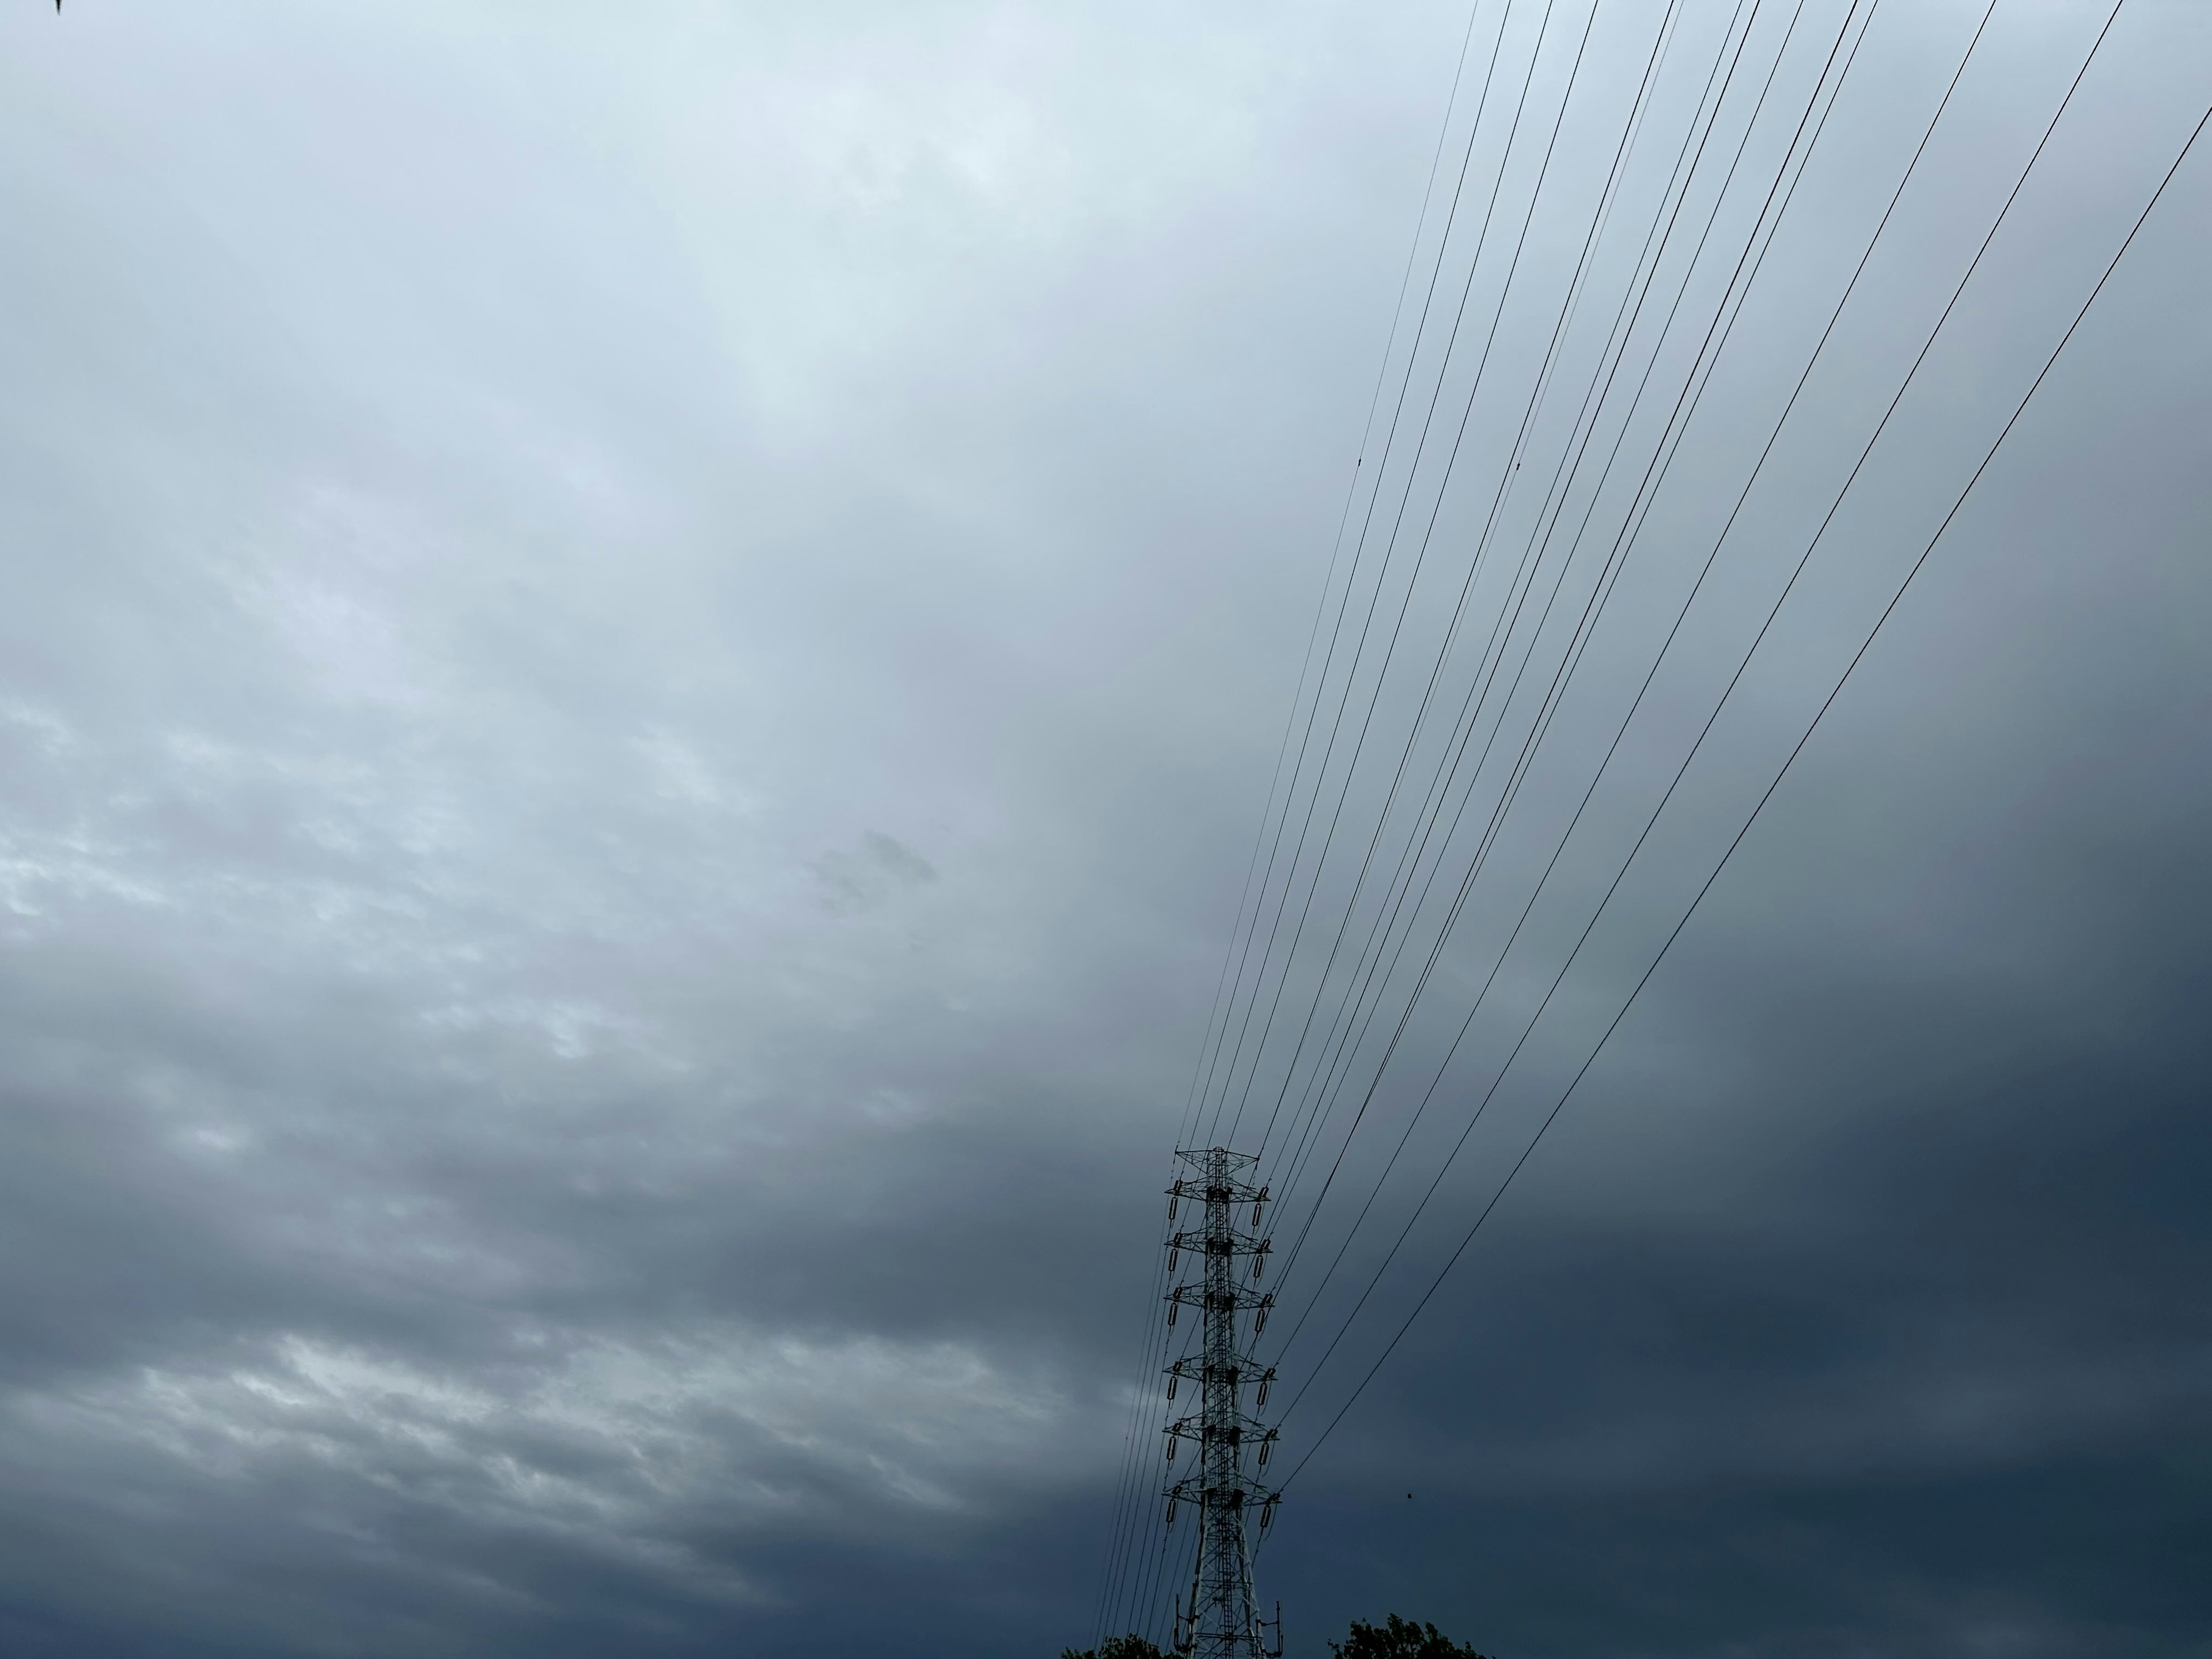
1260,0 -> 1831,1304
1252,0 -> 1780,1215
1264,0 -> 1910,1368
1244,0 -> 1767,1253
1202,0 -> 1581,1151
1221,0 -> 1626,1152
1271,0 -> 2146,1460
1234,0 -> 1694,1160
1274,89 -> 2208,1490
1092,0 -> 1509,1632
1195,0 -> 1526,1147
1273,0 -> 2114,1422
1123,0 -> 1813,1610
1117,0 -> 1593,1616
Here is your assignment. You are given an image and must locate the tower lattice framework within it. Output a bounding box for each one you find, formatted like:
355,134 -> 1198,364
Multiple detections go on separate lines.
1162,1146 -> 1282,1659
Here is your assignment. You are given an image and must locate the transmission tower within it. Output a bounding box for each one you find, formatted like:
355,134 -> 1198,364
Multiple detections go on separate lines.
1161,1146 -> 1283,1659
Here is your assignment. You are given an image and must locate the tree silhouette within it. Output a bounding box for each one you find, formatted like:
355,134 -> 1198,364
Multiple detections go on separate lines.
1330,1613 -> 1495,1659
1060,1635 -> 1166,1659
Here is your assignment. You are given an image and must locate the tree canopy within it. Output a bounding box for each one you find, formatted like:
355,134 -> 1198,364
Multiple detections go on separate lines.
1060,1635 -> 1165,1659
1330,1613 -> 1495,1659
1063,1612 -> 1491,1659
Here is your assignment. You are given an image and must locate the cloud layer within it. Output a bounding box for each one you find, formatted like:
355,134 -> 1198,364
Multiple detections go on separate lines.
2,2 -> 2208,1656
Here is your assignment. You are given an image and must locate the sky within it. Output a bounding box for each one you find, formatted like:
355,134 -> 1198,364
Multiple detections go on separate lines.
1,2 -> 2208,1657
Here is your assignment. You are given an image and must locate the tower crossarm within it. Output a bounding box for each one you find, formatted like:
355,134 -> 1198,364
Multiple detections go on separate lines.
1165,1226 -> 1270,1259
1164,1149 -> 1269,1223
1165,1278 -> 1272,1316
1162,1408 -> 1277,1445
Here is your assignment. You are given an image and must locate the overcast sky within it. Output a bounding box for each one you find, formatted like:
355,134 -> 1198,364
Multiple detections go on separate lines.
1,2 -> 2208,1657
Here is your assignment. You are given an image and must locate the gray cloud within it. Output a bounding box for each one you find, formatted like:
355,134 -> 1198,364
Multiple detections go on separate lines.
2,1 -> 2208,1656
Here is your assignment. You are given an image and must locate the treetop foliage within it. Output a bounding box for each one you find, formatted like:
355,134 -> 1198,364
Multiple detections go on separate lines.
1060,1636 -> 1164,1659
1330,1613 -> 1495,1659
1063,1615 -> 1490,1659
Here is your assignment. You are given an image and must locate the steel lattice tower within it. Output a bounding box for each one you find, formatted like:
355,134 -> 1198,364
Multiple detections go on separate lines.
1162,1146 -> 1282,1659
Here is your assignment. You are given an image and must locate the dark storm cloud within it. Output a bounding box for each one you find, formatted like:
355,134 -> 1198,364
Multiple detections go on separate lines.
1,1 -> 2208,1656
